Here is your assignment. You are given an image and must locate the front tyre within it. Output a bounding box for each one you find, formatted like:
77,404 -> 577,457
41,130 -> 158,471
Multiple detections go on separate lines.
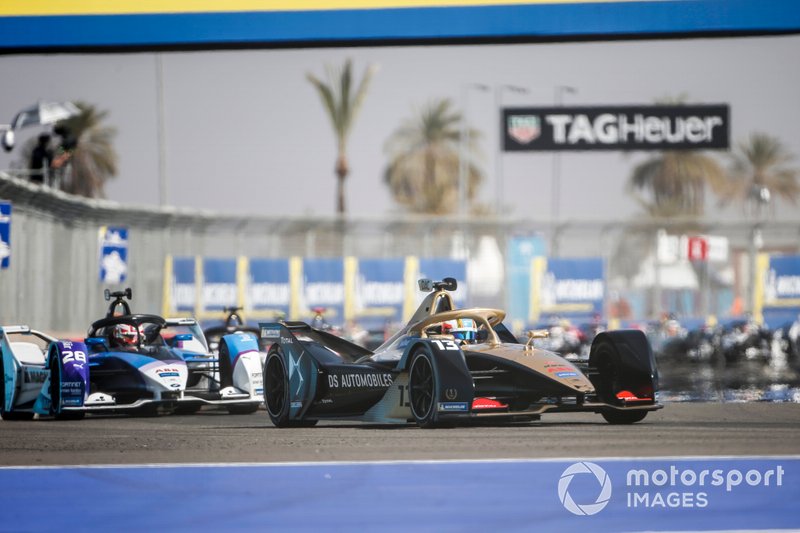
49,350 -> 85,421
601,409 -> 648,425
408,347 -> 439,428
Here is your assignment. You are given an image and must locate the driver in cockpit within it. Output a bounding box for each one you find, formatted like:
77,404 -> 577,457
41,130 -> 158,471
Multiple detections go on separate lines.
442,318 -> 478,345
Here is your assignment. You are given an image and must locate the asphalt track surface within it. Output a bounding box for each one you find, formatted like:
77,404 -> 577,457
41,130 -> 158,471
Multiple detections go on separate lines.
1,403 -> 799,466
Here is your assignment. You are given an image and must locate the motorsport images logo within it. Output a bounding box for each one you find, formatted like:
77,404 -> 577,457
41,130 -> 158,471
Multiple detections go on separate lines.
558,462 -> 612,516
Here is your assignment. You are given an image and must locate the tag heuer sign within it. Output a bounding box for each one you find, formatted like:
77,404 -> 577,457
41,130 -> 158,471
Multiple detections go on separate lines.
507,115 -> 540,144
503,104 -> 729,152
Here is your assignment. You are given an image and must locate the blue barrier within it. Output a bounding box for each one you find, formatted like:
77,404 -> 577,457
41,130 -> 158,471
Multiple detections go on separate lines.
0,457 -> 796,531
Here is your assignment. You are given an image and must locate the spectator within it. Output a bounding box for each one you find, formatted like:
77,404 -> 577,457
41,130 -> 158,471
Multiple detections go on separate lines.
29,133 -> 53,185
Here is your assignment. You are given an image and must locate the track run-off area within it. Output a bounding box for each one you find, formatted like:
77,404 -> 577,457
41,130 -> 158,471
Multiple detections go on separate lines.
1,403 -> 799,532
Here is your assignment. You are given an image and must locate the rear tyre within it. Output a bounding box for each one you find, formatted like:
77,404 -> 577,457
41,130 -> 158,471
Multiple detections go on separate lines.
408,347 -> 438,428
601,409 -> 648,425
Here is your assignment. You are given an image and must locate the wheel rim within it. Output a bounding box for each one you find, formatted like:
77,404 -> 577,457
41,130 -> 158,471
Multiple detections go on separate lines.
410,354 -> 434,420
265,354 -> 286,418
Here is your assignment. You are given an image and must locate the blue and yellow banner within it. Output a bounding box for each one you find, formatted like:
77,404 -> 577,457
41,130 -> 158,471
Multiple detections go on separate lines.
162,255 -> 467,325
529,257 -> 604,324
755,254 -> 800,327
2,1 -> 799,49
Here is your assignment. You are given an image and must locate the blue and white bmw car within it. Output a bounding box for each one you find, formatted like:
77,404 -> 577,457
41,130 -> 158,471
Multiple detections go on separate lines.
0,290 -> 263,420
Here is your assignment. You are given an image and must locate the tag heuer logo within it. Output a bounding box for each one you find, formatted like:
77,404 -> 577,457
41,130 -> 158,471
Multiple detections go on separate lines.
508,115 -> 540,144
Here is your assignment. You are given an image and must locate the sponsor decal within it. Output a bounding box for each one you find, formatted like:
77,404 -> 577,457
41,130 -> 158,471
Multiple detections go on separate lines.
0,201 -> 10,269
445,388 -> 458,400
546,366 -> 574,373
249,283 -> 290,306
507,115 -> 541,144
290,401 -> 303,408
159,372 -> 180,378
327,373 -> 393,389
471,397 -> 507,410
504,105 -> 729,152
99,226 -> 128,284
262,328 -> 281,339
556,371 -> 578,378
556,461 -> 786,515
437,402 -> 469,412
559,462 -> 612,516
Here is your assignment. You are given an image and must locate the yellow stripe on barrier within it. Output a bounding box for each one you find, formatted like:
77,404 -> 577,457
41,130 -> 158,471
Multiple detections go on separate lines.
194,255 -> 203,319
236,256 -> 248,312
344,256 -> 358,322
753,253 -> 769,325
403,256 -> 419,321
528,256 -> 547,323
0,0 -> 626,17
162,254 -> 173,318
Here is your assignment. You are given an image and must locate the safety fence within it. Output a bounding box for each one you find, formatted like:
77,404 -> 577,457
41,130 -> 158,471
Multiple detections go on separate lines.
1,172 -> 799,333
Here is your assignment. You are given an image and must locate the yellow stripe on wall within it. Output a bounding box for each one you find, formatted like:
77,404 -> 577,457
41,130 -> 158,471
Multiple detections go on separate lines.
1,0 -> 629,17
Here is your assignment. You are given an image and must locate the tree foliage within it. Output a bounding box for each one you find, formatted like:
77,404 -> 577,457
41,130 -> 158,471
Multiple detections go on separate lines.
307,58 -> 377,215
384,98 -> 484,215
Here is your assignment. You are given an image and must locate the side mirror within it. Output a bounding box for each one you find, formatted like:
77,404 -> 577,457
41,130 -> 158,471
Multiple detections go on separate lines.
174,334 -> 193,341
441,277 -> 458,291
85,337 -> 106,346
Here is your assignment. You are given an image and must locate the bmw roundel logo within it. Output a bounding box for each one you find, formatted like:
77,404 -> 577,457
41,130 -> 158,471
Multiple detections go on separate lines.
558,462 -> 612,516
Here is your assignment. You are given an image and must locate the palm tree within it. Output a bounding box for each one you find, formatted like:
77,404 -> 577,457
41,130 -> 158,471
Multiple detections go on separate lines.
55,102 -> 118,198
384,99 -> 484,215
307,59 -> 377,215
717,132 -> 800,216
628,151 -> 727,217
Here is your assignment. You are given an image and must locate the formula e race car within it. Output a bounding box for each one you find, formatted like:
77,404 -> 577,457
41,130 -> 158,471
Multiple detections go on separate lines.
260,278 -> 661,428
0,289 -> 262,420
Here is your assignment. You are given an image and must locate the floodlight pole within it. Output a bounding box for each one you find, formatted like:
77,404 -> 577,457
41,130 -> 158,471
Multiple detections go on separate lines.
551,85 -> 577,257
494,85 -> 528,217
459,83 -> 489,217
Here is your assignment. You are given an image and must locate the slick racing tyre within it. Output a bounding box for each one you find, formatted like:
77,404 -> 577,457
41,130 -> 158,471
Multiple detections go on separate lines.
49,351 -> 85,421
263,349 -> 317,428
408,347 -> 439,428
601,409 -> 648,425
